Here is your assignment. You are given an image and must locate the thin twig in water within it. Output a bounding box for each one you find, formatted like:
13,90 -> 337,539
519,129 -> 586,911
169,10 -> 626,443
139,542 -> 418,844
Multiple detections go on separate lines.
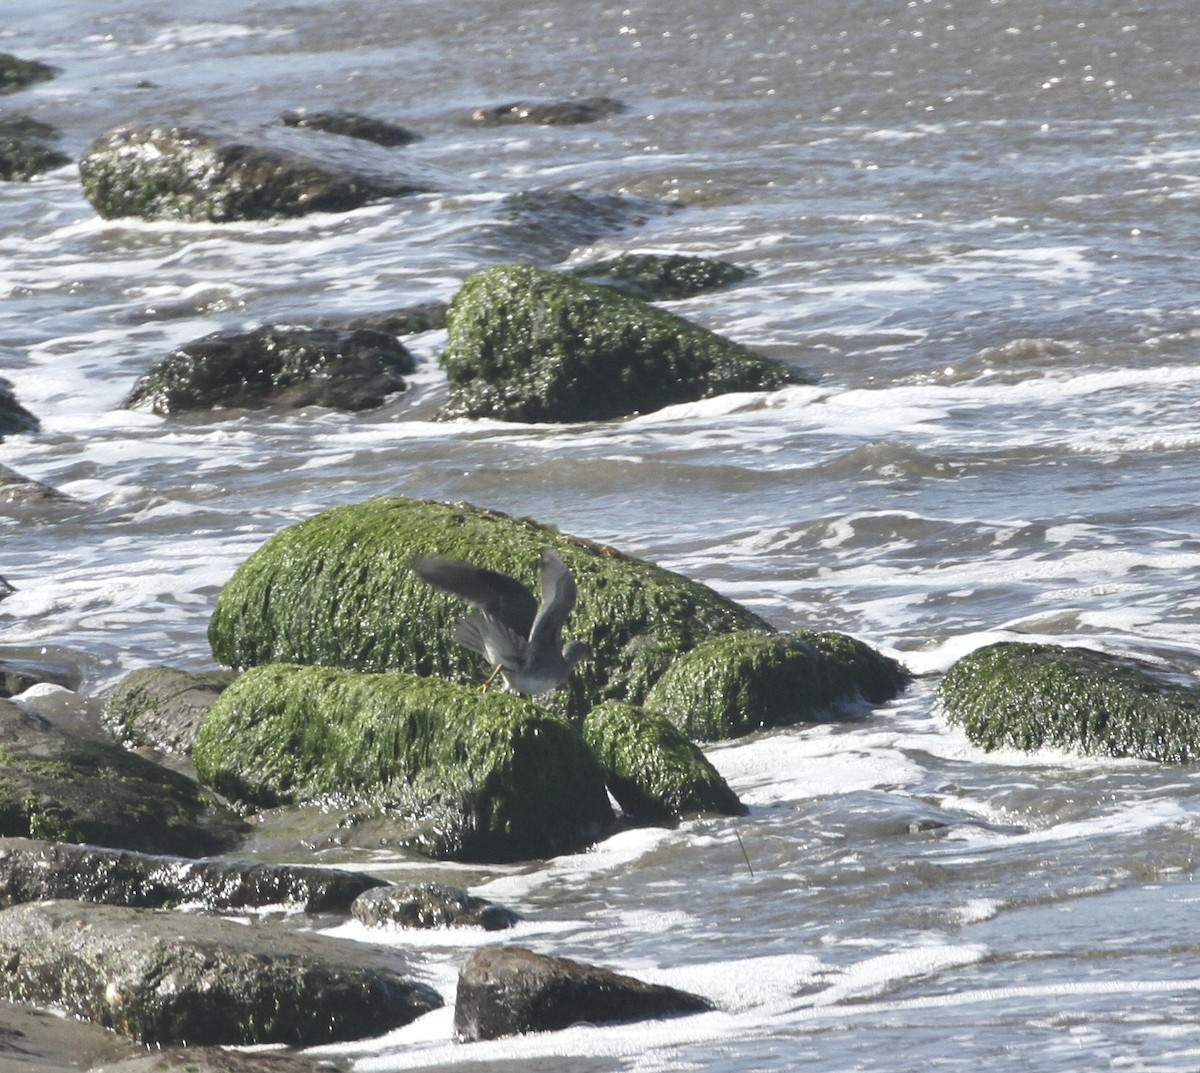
735,829 -> 755,877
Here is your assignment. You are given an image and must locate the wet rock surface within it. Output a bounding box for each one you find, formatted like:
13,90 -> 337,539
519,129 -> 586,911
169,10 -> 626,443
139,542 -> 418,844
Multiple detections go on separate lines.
277,108 -> 419,147
124,325 -> 413,415
79,123 -> 434,223
0,378 -> 38,438
0,997 -> 140,1072
471,96 -> 624,126
0,464 -> 69,510
319,299 -> 449,336
352,881 -> 519,931
0,900 -> 442,1045
454,945 -> 714,1041
0,115 -> 71,181
0,53 -> 57,94
92,1048 -> 333,1073
103,666 -> 237,757
569,252 -> 754,301
0,837 -> 385,913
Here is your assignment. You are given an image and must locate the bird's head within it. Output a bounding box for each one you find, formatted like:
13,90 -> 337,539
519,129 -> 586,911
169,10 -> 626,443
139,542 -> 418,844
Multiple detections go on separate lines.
563,640 -> 594,668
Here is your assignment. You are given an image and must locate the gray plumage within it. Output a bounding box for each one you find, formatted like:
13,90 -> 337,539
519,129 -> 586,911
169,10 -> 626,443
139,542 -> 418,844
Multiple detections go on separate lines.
412,547 -> 592,695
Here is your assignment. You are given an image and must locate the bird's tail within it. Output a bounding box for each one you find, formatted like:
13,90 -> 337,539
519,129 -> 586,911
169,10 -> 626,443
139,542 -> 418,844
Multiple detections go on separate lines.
453,612 -> 489,657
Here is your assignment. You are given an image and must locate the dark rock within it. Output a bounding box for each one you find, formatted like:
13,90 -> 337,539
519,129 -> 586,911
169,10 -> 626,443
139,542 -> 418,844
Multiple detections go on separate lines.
454,945 -> 713,1041
0,900 -> 442,1045
206,496 -> 768,722
0,836 -> 385,913
0,115 -> 71,181
937,641 -> 1200,763
79,123 -> 433,223
438,263 -> 802,423
124,325 -> 413,415
192,664 -> 615,863
570,252 -> 754,301
644,630 -> 908,741
0,697 -> 245,856
471,96 -> 625,126
0,997 -> 140,1073
352,881 -> 519,930
0,464 -> 68,509
583,701 -> 746,821
320,299 -> 449,336
0,54 -> 57,95
277,108 -> 419,147
495,189 -> 672,251
0,378 -> 38,438
0,654 -> 77,700
103,666 -> 237,756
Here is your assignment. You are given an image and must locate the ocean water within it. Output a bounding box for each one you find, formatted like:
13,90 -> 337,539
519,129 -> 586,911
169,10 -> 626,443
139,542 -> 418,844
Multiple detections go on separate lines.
4,1 -> 1200,1069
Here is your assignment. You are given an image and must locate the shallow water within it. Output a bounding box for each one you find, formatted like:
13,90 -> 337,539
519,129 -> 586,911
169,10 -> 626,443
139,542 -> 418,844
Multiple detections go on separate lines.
4,1 -> 1200,1069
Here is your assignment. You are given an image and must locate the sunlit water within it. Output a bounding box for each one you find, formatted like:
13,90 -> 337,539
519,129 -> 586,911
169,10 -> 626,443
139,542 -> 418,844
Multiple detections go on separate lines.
4,1 -> 1200,1069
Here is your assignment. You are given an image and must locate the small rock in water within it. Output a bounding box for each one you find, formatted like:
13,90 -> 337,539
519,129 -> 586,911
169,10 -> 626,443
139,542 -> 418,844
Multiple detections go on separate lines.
352,881 -> 519,930
276,108 -> 420,147
471,96 -> 625,126
0,53 -> 57,94
0,115 -> 71,181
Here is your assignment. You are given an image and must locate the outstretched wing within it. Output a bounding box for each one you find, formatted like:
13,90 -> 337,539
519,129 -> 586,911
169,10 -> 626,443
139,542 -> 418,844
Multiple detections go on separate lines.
527,548 -> 577,659
411,555 -> 539,638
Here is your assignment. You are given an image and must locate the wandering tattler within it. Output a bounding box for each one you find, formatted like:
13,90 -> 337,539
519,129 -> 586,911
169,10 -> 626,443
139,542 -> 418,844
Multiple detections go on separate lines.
412,547 -> 593,695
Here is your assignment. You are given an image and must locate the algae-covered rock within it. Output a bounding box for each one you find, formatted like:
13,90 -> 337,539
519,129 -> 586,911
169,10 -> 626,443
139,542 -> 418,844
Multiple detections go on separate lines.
0,900 -> 441,1045
0,54 -> 56,94
583,702 -> 745,821
124,325 -> 412,415
439,263 -> 798,422
320,299 -> 448,336
570,252 -> 753,301
192,663 -> 614,862
0,115 -> 71,181
0,698 -> 245,856
103,666 -> 237,757
936,641 -> 1200,763
276,109 -> 419,147
352,881 -> 518,931
207,496 -> 767,719
644,630 -> 907,741
79,124 -> 432,223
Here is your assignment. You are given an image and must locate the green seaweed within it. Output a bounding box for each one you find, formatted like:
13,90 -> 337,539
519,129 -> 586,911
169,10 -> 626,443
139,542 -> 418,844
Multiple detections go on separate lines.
583,701 -> 746,821
438,263 -> 802,422
192,663 -> 614,862
569,252 -> 753,301
936,641 -> 1200,763
644,629 -> 907,741
207,496 -> 767,720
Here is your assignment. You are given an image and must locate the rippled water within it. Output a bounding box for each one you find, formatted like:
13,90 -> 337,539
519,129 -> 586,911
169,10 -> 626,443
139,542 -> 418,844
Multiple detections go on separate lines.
4,1 -> 1200,1070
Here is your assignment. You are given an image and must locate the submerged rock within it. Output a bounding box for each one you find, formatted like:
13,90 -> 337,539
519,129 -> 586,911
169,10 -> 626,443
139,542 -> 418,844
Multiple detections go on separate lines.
644,630 -> 908,741
320,299 -> 448,336
583,702 -> 746,821
471,96 -> 625,126
0,463 -> 68,508
438,263 -> 800,422
103,666 -> 236,757
494,189 -> 673,254
937,641 -> 1200,763
0,697 -> 245,856
192,663 -> 615,862
79,124 -> 433,223
0,54 -> 57,94
0,115 -> 71,180
570,252 -> 754,301
0,377 -> 38,438
352,881 -> 519,930
276,108 -> 419,147
206,496 -> 767,720
0,836 -> 384,912
124,325 -> 413,415
0,900 -> 441,1045
454,945 -> 713,1041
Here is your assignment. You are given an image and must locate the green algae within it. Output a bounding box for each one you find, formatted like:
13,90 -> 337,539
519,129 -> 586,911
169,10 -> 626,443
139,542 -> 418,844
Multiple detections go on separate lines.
936,641 -> 1200,763
583,701 -> 745,821
207,496 -> 767,720
570,252 -> 753,301
192,663 -> 614,862
438,263 -> 802,422
643,629 -> 907,741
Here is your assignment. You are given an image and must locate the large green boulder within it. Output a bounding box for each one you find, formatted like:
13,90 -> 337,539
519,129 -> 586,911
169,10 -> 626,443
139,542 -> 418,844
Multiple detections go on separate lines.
937,641 -> 1200,763
582,702 -> 745,821
208,496 -> 767,720
437,263 -> 801,422
644,630 -> 908,741
191,664 -> 614,862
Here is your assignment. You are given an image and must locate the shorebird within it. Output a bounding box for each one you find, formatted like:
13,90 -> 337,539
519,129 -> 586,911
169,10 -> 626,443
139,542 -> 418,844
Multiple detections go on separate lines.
412,547 -> 593,695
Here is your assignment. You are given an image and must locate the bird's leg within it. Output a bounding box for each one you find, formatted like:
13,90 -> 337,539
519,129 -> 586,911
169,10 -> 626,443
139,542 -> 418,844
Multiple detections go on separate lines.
478,664 -> 504,693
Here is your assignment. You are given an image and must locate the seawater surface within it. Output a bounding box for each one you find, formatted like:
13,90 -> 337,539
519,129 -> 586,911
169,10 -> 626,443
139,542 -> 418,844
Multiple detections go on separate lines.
4,1 -> 1200,1070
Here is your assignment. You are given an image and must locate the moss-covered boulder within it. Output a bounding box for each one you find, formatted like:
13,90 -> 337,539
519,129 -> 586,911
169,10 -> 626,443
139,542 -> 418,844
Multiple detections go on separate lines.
192,663 -> 614,862
0,115 -> 70,181
0,699 -> 244,856
570,252 -> 753,301
0,54 -> 56,94
124,325 -> 412,415
583,702 -> 745,821
275,109 -> 419,147
937,641 -> 1200,763
643,630 -> 907,741
438,263 -> 800,422
208,496 -> 767,720
79,124 -> 432,223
